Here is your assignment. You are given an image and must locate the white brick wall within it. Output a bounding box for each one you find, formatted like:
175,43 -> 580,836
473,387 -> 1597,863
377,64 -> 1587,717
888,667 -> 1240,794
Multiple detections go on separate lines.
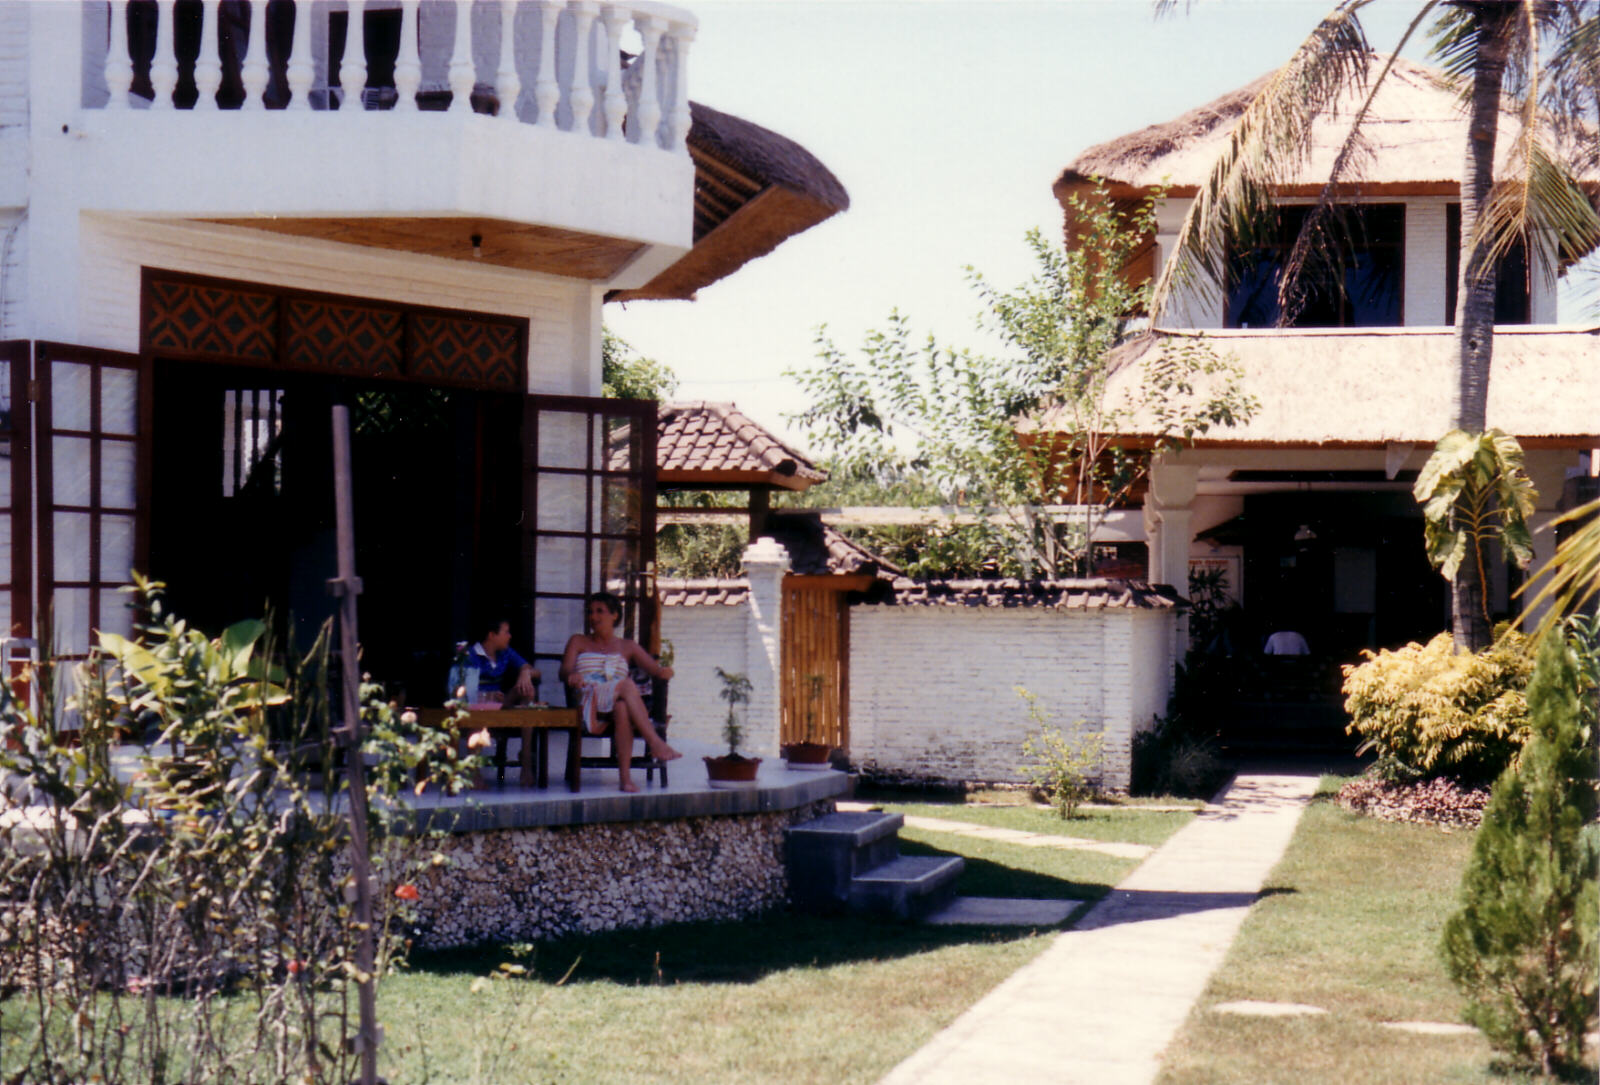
0,0 -> 27,208
660,599 -> 1180,790
659,604 -> 752,750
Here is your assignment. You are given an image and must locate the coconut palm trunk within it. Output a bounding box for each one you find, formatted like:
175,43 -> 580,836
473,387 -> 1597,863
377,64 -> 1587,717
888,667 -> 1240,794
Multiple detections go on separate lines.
1451,2 -> 1518,651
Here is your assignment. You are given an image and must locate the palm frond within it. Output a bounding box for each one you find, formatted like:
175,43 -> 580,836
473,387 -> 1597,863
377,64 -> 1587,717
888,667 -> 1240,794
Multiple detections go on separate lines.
1278,4 -> 1441,323
1149,0 -> 1375,325
1518,497 -> 1600,646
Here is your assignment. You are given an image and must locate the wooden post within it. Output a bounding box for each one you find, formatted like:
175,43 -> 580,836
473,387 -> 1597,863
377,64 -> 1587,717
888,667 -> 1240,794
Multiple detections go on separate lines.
329,405 -> 379,1085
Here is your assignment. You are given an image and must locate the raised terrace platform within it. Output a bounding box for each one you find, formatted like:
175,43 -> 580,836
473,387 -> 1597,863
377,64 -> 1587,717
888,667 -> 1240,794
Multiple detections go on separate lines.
70,734 -> 850,948
382,734 -> 852,946
393,733 -> 852,834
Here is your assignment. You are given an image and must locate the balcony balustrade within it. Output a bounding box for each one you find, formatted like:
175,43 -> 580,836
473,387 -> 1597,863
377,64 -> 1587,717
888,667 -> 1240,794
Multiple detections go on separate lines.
92,0 -> 696,155
49,1 -> 700,284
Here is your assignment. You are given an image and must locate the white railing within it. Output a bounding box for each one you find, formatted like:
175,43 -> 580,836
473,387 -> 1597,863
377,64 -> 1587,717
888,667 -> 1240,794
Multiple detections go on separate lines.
91,0 -> 696,153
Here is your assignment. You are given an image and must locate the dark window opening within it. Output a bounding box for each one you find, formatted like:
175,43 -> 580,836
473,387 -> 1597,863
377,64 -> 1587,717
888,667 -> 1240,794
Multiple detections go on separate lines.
1226,204 -> 1404,328
1445,204 -> 1532,325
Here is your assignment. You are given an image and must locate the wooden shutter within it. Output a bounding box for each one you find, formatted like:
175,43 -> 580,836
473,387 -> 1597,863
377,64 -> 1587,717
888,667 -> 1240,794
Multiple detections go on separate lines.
521,395 -> 657,683
34,343 -> 146,656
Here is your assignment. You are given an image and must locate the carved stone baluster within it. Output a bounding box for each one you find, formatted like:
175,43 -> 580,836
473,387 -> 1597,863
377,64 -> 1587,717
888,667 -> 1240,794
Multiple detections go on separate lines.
286,0 -> 315,109
149,0 -> 178,109
566,1 -> 597,135
240,0 -> 270,110
497,0 -> 521,122
599,5 -> 627,141
192,0 -> 223,108
630,13 -> 663,146
532,1 -> 561,128
448,0 -> 475,113
104,0 -> 133,110
665,21 -> 693,153
394,0 -> 422,111
341,0 -> 368,114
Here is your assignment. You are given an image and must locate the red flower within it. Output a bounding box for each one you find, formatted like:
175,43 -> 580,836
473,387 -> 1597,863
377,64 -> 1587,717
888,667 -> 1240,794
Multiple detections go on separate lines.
394,883 -> 420,902
286,959 -> 305,975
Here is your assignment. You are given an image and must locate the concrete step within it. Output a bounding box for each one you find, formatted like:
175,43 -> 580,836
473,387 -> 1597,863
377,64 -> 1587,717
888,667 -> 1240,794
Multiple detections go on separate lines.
786,810 -> 905,914
848,854 -> 965,921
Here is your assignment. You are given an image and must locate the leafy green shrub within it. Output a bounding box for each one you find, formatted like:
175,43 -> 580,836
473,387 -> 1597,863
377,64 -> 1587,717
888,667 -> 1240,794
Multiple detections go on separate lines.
1130,660 -> 1231,799
1017,687 -> 1103,819
0,580 -> 477,1084
1441,631 -> 1598,1078
1341,631 -> 1533,785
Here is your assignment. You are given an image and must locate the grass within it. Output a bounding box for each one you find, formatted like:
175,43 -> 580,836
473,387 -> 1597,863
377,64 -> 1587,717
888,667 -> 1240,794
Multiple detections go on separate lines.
1155,775 -> 1597,1085
2,797 -> 1194,1084
369,797 -> 1193,1084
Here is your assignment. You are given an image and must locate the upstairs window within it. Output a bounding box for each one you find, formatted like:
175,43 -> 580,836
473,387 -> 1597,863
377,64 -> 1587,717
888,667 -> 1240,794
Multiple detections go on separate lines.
1226,204 -> 1404,328
1445,204 -> 1531,325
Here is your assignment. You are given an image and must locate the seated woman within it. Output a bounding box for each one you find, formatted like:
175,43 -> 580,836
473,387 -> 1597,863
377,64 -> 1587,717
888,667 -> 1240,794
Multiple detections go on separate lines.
561,591 -> 680,793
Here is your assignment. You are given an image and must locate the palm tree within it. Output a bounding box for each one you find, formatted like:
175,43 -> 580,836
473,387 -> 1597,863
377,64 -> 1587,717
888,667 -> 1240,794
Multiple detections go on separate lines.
1150,0 -> 1600,650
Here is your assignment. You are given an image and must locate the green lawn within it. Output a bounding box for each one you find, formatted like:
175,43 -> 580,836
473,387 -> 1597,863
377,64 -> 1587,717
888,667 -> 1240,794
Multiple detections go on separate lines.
1155,776 -> 1596,1085
374,798 -> 1193,1084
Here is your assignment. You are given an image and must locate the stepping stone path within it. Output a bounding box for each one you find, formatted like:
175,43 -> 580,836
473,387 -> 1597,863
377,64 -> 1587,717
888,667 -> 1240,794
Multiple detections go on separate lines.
835,801 -> 1154,860
1380,1021 -> 1479,1036
879,773 -> 1320,1085
924,896 -> 1078,927
1211,1000 -> 1327,1017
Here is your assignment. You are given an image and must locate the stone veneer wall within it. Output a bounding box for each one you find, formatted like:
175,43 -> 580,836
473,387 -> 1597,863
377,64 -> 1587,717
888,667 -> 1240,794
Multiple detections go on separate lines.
400,800 -> 834,948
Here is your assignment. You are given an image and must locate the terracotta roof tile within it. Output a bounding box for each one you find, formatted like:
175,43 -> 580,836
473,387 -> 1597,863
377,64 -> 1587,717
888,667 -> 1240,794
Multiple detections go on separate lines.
657,402 -> 827,484
657,578 -> 750,607
873,578 -> 1186,610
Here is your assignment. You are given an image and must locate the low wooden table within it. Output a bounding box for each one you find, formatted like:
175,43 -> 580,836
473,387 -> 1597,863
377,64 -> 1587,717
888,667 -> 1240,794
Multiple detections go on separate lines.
414,706 -> 583,792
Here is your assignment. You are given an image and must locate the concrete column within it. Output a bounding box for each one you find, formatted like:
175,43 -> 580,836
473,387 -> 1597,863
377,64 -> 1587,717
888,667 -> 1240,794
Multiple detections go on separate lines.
1146,459 -> 1199,591
1522,509 -> 1560,631
740,537 -> 789,759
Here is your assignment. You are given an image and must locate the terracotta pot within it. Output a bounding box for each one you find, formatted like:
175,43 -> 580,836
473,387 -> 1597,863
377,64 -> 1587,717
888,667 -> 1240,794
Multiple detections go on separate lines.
781,741 -> 832,765
703,753 -> 761,787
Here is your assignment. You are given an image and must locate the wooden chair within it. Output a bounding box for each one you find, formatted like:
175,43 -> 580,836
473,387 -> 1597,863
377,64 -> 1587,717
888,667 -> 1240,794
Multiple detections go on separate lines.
572,663 -> 672,786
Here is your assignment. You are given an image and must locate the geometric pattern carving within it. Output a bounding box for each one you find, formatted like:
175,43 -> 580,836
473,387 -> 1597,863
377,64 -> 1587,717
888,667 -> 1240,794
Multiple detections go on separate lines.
286,299 -> 403,375
146,279 -> 277,361
143,273 -> 526,390
407,314 -> 521,390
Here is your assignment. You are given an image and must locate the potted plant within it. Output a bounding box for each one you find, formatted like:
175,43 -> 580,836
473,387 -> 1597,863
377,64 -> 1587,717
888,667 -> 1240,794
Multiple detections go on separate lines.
704,667 -> 760,788
782,673 -> 833,769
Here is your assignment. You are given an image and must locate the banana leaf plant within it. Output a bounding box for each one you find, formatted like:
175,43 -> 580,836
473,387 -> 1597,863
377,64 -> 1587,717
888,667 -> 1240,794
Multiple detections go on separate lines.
1414,428 -> 1538,649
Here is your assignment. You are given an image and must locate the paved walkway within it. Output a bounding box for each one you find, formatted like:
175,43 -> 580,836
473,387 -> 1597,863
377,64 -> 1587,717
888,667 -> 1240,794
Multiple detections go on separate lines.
878,772 -> 1321,1085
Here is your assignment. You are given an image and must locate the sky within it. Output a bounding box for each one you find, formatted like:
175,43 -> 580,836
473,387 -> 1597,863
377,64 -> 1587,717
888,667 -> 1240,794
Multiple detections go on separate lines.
603,0 -> 1599,455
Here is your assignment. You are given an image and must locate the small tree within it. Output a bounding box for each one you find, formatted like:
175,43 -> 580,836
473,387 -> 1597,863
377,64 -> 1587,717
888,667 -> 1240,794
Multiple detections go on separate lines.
1017,687 -> 1104,819
1440,629 -> 1599,1078
713,667 -> 753,758
601,329 -> 677,401
788,187 -> 1253,579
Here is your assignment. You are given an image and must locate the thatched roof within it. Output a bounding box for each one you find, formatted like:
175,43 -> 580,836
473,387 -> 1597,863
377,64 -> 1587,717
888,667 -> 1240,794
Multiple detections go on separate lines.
610,103 -> 850,302
1057,56 -> 1599,198
656,401 -> 828,490
1032,325 -> 1600,447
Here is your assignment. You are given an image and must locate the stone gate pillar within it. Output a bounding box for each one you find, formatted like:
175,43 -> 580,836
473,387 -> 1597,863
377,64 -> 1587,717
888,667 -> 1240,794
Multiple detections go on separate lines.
741,537 -> 790,759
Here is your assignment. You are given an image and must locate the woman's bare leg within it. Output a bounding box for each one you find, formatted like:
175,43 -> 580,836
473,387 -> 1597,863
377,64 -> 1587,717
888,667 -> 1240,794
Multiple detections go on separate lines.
612,701 -> 638,792
615,679 -> 680,761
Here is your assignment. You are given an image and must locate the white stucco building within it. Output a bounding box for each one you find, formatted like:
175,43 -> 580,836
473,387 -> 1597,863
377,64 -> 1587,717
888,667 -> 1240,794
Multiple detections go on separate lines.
0,0 -> 846,697
1052,57 -> 1598,663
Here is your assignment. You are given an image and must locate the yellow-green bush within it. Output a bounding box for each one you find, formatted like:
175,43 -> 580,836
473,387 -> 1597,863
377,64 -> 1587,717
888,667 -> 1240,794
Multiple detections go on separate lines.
1341,632 -> 1533,784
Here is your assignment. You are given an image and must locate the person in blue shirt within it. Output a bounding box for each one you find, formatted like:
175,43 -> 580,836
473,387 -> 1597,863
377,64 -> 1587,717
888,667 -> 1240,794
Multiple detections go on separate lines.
464,614 -> 540,704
